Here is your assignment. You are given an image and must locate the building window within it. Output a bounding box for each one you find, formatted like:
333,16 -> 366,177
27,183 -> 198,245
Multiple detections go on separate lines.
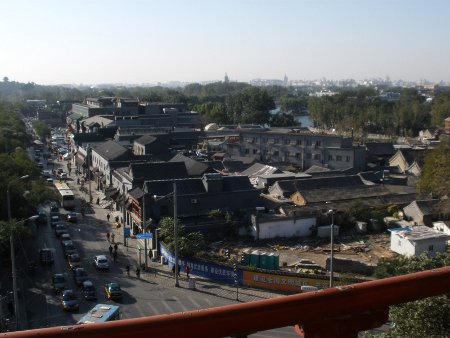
316,140 -> 322,147
306,140 -> 312,146
336,155 -> 342,161
314,154 -> 321,160
245,149 -> 249,154
328,155 -> 333,161
284,139 -> 290,145
273,151 -> 279,156
252,149 -> 258,154
274,138 -> 280,144
296,153 -> 301,158
263,150 -> 268,155
428,245 -> 434,251
346,156 -> 351,162
297,139 -> 302,145
306,153 -> 311,159
285,152 -> 290,158
262,138 -> 267,143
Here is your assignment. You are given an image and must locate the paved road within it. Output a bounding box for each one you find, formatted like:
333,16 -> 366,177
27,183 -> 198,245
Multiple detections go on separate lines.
16,145 -> 298,337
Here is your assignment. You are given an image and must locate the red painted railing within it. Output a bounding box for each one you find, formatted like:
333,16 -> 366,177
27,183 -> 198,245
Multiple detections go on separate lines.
5,267 -> 450,338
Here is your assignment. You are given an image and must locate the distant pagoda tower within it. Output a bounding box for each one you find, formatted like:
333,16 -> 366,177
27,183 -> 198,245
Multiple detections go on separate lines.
224,72 -> 230,83
283,74 -> 288,86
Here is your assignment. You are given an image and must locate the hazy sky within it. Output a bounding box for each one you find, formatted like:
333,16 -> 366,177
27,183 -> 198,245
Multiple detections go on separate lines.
1,0 -> 449,85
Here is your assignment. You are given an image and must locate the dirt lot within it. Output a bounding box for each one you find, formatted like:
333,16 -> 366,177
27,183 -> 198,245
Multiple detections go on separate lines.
209,232 -> 397,276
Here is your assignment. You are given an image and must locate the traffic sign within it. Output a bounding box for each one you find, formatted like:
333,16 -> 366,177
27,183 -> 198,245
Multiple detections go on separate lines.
136,233 -> 153,239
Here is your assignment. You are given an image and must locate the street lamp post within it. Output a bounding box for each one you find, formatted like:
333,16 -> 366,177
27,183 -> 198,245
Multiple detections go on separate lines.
7,174 -> 29,331
328,209 -> 336,288
152,181 -> 179,287
173,181 -> 179,287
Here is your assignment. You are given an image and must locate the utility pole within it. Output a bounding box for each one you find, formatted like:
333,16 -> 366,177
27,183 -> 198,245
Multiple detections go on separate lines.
173,181 -> 179,287
122,181 -> 127,247
143,184 -> 148,271
87,144 -> 92,203
7,175 -> 29,331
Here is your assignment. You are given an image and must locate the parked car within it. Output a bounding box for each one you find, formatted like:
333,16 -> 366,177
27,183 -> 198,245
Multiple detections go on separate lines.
50,203 -> 59,215
67,212 -> 78,223
55,224 -> 68,237
104,282 -> 122,300
61,290 -> 79,311
60,233 -> 71,244
68,253 -> 82,270
81,280 -> 97,301
52,273 -> 68,293
73,268 -> 88,286
62,241 -> 77,257
50,215 -> 60,228
93,255 -> 109,270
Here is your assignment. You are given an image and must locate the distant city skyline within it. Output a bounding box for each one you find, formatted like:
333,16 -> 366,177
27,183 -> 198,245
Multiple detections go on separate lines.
1,0 -> 449,86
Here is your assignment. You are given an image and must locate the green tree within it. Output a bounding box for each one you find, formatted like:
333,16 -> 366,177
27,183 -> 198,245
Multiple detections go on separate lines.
226,87 -> 275,124
32,120 -> 51,140
158,217 -> 205,258
417,139 -> 450,199
430,91 -> 450,126
0,220 -> 32,256
269,112 -> 298,127
373,254 -> 450,337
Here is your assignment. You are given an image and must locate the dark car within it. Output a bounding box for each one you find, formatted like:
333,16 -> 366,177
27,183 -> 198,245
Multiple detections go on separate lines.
55,224 -> 68,237
62,241 -> 77,257
68,253 -> 82,270
60,233 -> 71,244
81,280 -> 97,301
61,290 -> 79,311
104,282 -> 122,301
67,212 -> 78,223
73,268 -> 88,286
52,273 -> 68,293
50,215 -> 60,228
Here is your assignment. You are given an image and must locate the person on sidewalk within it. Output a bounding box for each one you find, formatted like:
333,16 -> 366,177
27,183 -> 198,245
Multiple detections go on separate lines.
113,250 -> 117,262
107,213 -> 111,222
106,232 -> 110,242
186,265 -> 190,279
111,233 -> 115,243
114,243 -> 118,252
109,245 -> 113,257
177,265 -> 181,277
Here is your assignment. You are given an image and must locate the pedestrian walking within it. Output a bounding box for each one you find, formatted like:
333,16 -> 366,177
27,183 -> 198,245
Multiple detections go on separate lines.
177,265 -> 181,277
109,245 -> 113,256
107,213 -> 111,222
126,264 -> 130,276
171,265 -> 175,275
136,267 -> 141,279
186,265 -> 190,279
114,243 -> 118,252
106,232 -> 110,242
113,250 -> 117,262
111,233 -> 115,243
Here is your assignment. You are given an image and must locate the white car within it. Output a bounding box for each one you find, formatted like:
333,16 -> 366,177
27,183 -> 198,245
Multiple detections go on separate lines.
94,255 -> 109,270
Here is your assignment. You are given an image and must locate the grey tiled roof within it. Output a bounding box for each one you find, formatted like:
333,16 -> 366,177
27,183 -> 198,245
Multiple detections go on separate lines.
93,140 -> 129,161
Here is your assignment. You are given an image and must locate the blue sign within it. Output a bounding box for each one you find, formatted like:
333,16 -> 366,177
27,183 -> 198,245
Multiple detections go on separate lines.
124,228 -> 131,238
136,233 -> 153,239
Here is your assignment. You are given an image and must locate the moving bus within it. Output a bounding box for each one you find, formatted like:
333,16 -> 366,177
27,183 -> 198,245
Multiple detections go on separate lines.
54,182 -> 75,209
77,304 -> 120,324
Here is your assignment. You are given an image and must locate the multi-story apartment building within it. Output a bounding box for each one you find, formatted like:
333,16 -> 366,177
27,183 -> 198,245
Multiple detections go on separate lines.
223,127 -> 366,171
